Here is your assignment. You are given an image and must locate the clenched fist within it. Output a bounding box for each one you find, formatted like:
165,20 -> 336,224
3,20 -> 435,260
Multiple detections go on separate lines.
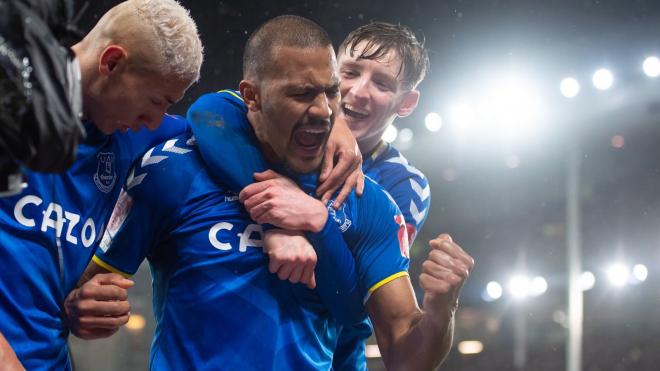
64,273 -> 134,340
419,234 -> 474,323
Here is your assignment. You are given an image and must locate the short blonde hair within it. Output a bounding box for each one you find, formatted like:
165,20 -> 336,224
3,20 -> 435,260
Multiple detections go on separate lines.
90,0 -> 204,82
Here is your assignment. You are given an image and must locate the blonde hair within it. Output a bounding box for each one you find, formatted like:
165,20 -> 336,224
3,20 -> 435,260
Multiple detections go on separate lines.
88,0 -> 204,82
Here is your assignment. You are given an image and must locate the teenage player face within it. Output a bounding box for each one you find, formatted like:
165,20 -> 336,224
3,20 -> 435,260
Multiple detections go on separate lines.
338,42 -> 410,145
259,45 -> 340,173
91,68 -> 190,135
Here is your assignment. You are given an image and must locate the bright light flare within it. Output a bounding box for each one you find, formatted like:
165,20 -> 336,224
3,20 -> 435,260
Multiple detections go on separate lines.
398,128 -> 413,143
560,77 -> 580,98
632,264 -> 648,282
580,271 -> 596,291
458,340 -> 484,355
643,56 -> 660,78
477,77 -> 543,138
425,112 -> 443,132
484,281 -> 503,301
606,263 -> 630,287
382,125 -> 398,143
530,276 -> 548,296
508,275 -> 531,299
592,68 -> 614,90
450,102 -> 477,134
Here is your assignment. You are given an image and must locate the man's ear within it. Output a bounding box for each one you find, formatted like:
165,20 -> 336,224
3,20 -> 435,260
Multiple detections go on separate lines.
396,89 -> 420,118
239,80 -> 261,112
98,45 -> 128,76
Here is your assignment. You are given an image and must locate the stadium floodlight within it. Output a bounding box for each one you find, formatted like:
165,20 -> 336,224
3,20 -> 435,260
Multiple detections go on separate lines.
382,125 -> 398,143
579,271 -> 596,291
398,128 -> 413,143
476,76 -> 543,140
530,276 -> 548,296
458,340 -> 484,355
643,56 -> 660,78
450,102 -> 477,135
484,281 -> 503,301
592,68 -> 614,90
560,77 -> 580,98
606,263 -> 629,287
632,264 -> 648,283
508,275 -> 531,299
424,112 -> 443,132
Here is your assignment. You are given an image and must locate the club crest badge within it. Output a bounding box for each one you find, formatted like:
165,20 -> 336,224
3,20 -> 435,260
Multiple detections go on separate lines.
327,201 -> 352,233
93,152 -> 117,193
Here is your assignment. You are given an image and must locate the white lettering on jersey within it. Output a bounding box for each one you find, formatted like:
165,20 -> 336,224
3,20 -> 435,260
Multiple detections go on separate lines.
238,224 -> 263,252
41,202 -> 64,237
81,218 -> 96,248
13,195 -> 42,227
209,222 -> 233,250
64,211 -> 80,244
14,195 -> 99,248
209,222 -> 263,252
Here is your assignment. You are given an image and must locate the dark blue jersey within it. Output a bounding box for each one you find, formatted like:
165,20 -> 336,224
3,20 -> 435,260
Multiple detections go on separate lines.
0,116 -> 185,370
94,94 -> 410,370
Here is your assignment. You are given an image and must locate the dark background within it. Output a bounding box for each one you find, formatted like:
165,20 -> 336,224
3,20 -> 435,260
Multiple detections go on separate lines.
70,1 -> 660,370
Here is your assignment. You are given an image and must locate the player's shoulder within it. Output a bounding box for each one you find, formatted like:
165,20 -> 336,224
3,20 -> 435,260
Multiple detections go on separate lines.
116,114 -> 188,154
360,176 -> 401,210
126,129 -> 203,193
187,90 -> 247,121
367,143 -> 429,196
383,144 -> 427,181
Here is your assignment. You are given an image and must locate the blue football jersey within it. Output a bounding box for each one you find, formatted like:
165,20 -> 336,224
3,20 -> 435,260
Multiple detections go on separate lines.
187,91 -> 426,370
363,141 -> 430,245
94,97 -> 410,370
0,116 -> 185,370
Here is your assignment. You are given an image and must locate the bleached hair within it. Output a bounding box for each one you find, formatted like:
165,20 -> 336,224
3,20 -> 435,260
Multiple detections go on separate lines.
129,0 -> 203,82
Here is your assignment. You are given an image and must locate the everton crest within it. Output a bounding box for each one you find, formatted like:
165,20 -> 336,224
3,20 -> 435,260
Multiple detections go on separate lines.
327,201 -> 352,233
93,152 -> 117,193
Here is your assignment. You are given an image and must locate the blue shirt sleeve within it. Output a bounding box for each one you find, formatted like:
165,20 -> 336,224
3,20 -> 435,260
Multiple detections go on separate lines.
93,139 -> 187,276
342,179 -> 411,303
187,90 -> 268,190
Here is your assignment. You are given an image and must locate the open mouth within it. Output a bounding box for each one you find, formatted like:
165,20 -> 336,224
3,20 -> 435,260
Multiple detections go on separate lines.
293,127 -> 328,150
342,103 -> 369,120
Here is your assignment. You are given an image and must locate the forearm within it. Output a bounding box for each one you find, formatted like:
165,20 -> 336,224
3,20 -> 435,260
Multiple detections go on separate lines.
382,311 -> 454,371
0,332 -> 24,371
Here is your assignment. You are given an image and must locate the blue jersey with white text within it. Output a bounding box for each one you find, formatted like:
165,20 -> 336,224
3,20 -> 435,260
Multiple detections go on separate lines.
94,95 -> 410,370
333,141 -> 431,370
0,116 -> 185,370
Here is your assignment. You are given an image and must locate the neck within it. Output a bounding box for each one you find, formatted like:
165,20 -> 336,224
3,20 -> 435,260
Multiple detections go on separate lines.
246,111 -> 280,165
359,135 -> 384,156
